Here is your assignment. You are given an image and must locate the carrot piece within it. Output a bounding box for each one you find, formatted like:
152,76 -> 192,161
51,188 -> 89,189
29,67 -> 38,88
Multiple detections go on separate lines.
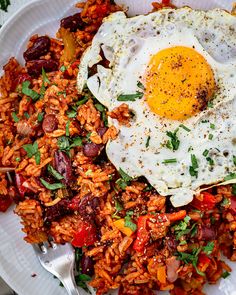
167,210 -> 186,222
157,265 -> 167,284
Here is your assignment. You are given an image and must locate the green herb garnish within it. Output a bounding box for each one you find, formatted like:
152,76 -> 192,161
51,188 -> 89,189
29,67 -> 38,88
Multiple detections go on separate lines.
206,157 -> 214,166
37,112 -> 44,122
232,184 -> 236,196
208,134 -> 213,140
233,155 -> 236,166
0,0 -> 11,12
189,154 -> 198,177
47,164 -> 64,180
12,112 -> 20,123
124,215 -> 137,231
40,178 -> 64,190
166,128 -> 180,151
117,92 -> 143,102
203,149 -> 209,157
224,173 -> 236,181
179,124 -> 191,132
146,136 -> 151,148
23,142 -> 41,165
221,271 -> 230,279
60,65 -> 67,72
162,158 -> 177,164
208,101 -> 213,108
22,81 -> 40,101
116,168 -> 132,190
177,248 -> 204,276
24,112 -> 30,119
137,81 -> 145,90
66,108 -> 77,118
210,123 -> 215,129
66,121 -> 70,137
95,103 -> 105,112
203,241 -> 214,255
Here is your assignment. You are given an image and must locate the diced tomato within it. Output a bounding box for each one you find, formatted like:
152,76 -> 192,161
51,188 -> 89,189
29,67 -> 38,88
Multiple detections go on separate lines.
230,196 -> 236,214
72,221 -> 98,247
191,192 -> 216,211
0,196 -> 12,212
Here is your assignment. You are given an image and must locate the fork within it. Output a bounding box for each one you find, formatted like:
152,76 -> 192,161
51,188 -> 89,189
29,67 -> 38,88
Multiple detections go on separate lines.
33,238 -> 80,295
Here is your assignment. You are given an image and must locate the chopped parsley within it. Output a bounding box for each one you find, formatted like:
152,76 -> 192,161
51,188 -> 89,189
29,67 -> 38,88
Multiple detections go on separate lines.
23,142 -> 41,165
12,112 -> 20,123
37,112 -> 44,122
210,123 -> 215,129
65,121 -> 70,136
221,271 -> 231,279
173,217 -> 197,240
117,92 -> 143,102
40,178 -> 65,190
116,168 -> 132,190
124,214 -> 137,232
66,108 -> 77,118
57,136 -> 82,151
179,124 -> 191,132
95,103 -> 108,126
15,157 -> 21,162
145,136 -> 151,148
22,81 -> 40,101
224,173 -> 236,181
203,241 -> 214,255
177,248 -> 205,276
40,68 -> 50,97
24,112 -> 30,119
60,65 -> 67,72
189,154 -> 198,178
47,164 -> 64,180
162,158 -> 177,164
221,197 -> 230,206
95,103 -> 105,112
166,128 -> 180,151
207,101 -> 213,108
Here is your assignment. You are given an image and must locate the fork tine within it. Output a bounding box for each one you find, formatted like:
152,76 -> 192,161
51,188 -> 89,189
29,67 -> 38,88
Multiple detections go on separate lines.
47,236 -> 57,249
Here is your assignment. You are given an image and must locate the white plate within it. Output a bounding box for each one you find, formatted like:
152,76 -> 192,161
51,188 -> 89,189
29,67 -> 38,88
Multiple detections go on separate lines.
0,0 -> 236,295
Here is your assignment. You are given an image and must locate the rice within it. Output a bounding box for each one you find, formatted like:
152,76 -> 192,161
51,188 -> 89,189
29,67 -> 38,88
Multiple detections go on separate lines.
1,0 -> 236,294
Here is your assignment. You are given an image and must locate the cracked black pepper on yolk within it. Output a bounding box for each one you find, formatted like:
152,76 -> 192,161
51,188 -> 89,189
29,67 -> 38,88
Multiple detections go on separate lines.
145,46 -> 216,120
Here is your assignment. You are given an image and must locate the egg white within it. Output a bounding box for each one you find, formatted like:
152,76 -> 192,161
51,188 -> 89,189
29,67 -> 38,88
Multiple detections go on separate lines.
77,8 -> 236,206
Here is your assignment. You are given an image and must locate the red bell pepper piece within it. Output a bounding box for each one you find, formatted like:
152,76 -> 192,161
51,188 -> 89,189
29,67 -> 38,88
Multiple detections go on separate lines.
197,253 -> 211,272
0,196 -> 12,212
72,221 -> 98,247
15,173 -> 29,198
133,211 -> 186,252
230,196 -> 236,214
133,215 -> 150,252
191,192 -> 216,211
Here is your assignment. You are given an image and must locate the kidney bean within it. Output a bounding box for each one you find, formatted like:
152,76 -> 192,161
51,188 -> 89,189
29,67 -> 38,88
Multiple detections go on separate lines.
44,199 -> 72,223
97,126 -> 108,137
77,193 -> 100,217
42,114 -> 58,133
54,151 -> 72,184
60,13 -> 85,32
26,59 -> 59,77
81,254 -> 94,276
83,142 -> 102,158
23,36 -> 51,62
197,225 -> 216,241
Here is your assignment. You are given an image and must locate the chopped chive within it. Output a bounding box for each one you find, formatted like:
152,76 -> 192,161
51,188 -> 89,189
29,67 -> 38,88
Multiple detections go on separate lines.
210,123 -> 215,129
233,155 -> 236,166
137,81 -> 145,90
206,157 -> 214,166
179,124 -> 191,132
203,149 -> 209,157
145,136 -> 151,148
208,134 -> 213,140
162,158 -> 177,164
24,112 -> 30,119
208,101 -> 213,108
37,112 -> 44,122
221,271 -> 230,279
117,92 -> 143,102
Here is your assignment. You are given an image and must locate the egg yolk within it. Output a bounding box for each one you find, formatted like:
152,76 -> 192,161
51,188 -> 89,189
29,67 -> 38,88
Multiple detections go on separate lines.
145,46 -> 215,120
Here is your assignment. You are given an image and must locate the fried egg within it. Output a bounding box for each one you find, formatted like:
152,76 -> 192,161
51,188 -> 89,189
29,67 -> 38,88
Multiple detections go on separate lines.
77,8 -> 236,207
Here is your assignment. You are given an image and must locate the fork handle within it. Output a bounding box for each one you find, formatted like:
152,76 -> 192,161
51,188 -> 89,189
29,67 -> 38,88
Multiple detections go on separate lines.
61,268 -> 80,295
